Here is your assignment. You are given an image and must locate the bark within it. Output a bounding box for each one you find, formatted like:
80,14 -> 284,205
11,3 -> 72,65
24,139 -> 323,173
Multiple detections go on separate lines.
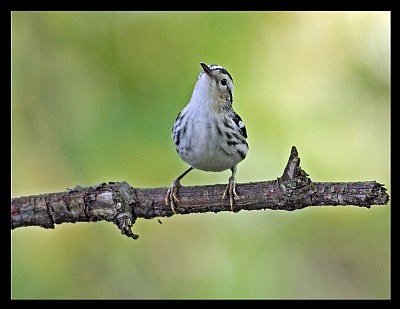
11,146 -> 389,239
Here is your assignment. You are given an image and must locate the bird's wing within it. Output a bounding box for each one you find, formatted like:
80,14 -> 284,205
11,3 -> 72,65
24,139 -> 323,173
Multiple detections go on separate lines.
231,112 -> 247,139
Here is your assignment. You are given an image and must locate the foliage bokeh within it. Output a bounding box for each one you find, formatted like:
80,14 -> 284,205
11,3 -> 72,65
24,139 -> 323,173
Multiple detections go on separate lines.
11,11 -> 390,299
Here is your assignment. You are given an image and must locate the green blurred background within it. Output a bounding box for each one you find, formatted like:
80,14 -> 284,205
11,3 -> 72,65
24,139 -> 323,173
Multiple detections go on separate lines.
11,11 -> 390,299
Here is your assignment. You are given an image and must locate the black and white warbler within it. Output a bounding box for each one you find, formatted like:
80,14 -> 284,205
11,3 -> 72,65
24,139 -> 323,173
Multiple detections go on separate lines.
166,62 -> 248,213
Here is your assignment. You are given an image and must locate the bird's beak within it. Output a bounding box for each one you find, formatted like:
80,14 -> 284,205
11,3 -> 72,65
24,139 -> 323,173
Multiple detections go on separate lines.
200,62 -> 213,76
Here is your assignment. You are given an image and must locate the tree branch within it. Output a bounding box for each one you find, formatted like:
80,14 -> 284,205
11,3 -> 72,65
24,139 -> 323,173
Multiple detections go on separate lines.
11,146 -> 389,239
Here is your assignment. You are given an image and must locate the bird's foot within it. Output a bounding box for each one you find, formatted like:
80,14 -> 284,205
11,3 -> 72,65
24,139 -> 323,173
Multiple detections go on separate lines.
222,176 -> 238,211
165,179 -> 181,214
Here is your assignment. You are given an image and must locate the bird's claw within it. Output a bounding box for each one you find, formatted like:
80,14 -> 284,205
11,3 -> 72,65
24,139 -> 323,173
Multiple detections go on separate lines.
222,176 -> 238,211
165,179 -> 181,214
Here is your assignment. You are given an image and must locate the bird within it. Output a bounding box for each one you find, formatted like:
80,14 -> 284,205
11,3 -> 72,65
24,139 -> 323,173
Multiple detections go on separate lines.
165,62 -> 248,214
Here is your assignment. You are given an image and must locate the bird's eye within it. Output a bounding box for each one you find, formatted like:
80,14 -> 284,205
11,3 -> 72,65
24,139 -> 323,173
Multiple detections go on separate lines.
221,79 -> 227,86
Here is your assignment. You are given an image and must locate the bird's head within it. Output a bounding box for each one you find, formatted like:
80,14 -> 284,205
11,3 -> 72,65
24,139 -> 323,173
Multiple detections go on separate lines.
198,62 -> 234,106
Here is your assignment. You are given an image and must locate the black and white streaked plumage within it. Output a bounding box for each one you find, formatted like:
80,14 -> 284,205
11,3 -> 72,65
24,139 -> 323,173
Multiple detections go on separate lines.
166,62 -> 248,213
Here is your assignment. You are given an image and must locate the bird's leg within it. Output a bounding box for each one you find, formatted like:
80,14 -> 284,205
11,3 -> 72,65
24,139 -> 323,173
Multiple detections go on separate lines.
222,166 -> 238,211
165,167 -> 193,214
